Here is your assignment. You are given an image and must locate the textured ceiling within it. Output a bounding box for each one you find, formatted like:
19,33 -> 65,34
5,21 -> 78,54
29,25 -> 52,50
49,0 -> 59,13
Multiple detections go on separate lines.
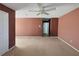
2,3 -> 79,18
3,3 -> 70,10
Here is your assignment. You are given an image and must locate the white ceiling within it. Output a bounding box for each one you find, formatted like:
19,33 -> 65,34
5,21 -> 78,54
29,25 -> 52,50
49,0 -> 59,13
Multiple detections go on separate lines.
3,3 -> 67,10
3,3 -> 79,18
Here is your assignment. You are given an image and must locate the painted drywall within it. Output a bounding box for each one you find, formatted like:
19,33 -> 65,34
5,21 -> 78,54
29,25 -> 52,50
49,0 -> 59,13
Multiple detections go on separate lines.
50,18 -> 58,36
0,4 -> 15,48
16,18 -> 42,36
16,18 -> 58,36
58,8 -> 79,49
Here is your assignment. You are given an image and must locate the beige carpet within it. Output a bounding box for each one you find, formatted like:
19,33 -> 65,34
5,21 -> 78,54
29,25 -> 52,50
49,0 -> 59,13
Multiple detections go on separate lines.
3,36 -> 79,56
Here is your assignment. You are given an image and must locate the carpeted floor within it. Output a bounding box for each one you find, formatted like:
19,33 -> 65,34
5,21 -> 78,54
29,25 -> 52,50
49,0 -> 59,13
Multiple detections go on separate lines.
3,36 -> 79,56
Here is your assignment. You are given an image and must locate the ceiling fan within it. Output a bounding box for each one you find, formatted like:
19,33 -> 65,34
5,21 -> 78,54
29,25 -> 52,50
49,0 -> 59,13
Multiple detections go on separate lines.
29,3 -> 56,15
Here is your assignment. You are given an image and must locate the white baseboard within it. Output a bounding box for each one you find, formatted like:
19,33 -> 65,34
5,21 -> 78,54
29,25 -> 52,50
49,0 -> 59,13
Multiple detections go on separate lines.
9,46 -> 15,51
2,46 -> 15,56
58,37 -> 79,53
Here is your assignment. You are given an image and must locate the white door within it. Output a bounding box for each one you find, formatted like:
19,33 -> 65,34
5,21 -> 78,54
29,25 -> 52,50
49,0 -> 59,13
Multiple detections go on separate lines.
0,10 -> 9,55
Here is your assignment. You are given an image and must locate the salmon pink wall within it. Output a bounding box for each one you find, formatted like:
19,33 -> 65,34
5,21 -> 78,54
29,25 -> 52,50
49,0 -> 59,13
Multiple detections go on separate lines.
16,18 -> 42,36
58,8 -> 79,49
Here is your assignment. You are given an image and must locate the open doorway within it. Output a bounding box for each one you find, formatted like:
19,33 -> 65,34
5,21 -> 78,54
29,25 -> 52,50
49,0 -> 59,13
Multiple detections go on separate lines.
42,18 -> 50,36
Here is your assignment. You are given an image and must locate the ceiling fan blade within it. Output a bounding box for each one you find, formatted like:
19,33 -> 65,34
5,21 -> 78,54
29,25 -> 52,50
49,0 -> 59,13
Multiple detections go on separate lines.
37,12 -> 49,15
37,3 -> 44,11
45,8 -> 56,11
29,10 -> 40,12
36,13 -> 41,15
44,12 -> 49,15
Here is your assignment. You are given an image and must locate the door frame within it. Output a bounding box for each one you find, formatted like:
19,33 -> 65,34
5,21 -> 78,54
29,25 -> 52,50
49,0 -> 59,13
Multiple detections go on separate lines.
42,19 -> 50,36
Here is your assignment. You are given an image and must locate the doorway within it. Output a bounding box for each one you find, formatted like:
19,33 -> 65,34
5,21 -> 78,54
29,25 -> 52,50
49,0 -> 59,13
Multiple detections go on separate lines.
42,18 -> 50,36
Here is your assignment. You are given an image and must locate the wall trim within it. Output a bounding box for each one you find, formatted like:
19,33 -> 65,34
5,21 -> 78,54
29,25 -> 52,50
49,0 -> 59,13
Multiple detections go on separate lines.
58,37 -> 79,53
9,46 -> 15,51
2,46 -> 15,56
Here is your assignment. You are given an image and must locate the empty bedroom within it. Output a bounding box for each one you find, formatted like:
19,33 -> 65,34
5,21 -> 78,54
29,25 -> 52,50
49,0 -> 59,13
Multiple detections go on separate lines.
0,3 -> 79,56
